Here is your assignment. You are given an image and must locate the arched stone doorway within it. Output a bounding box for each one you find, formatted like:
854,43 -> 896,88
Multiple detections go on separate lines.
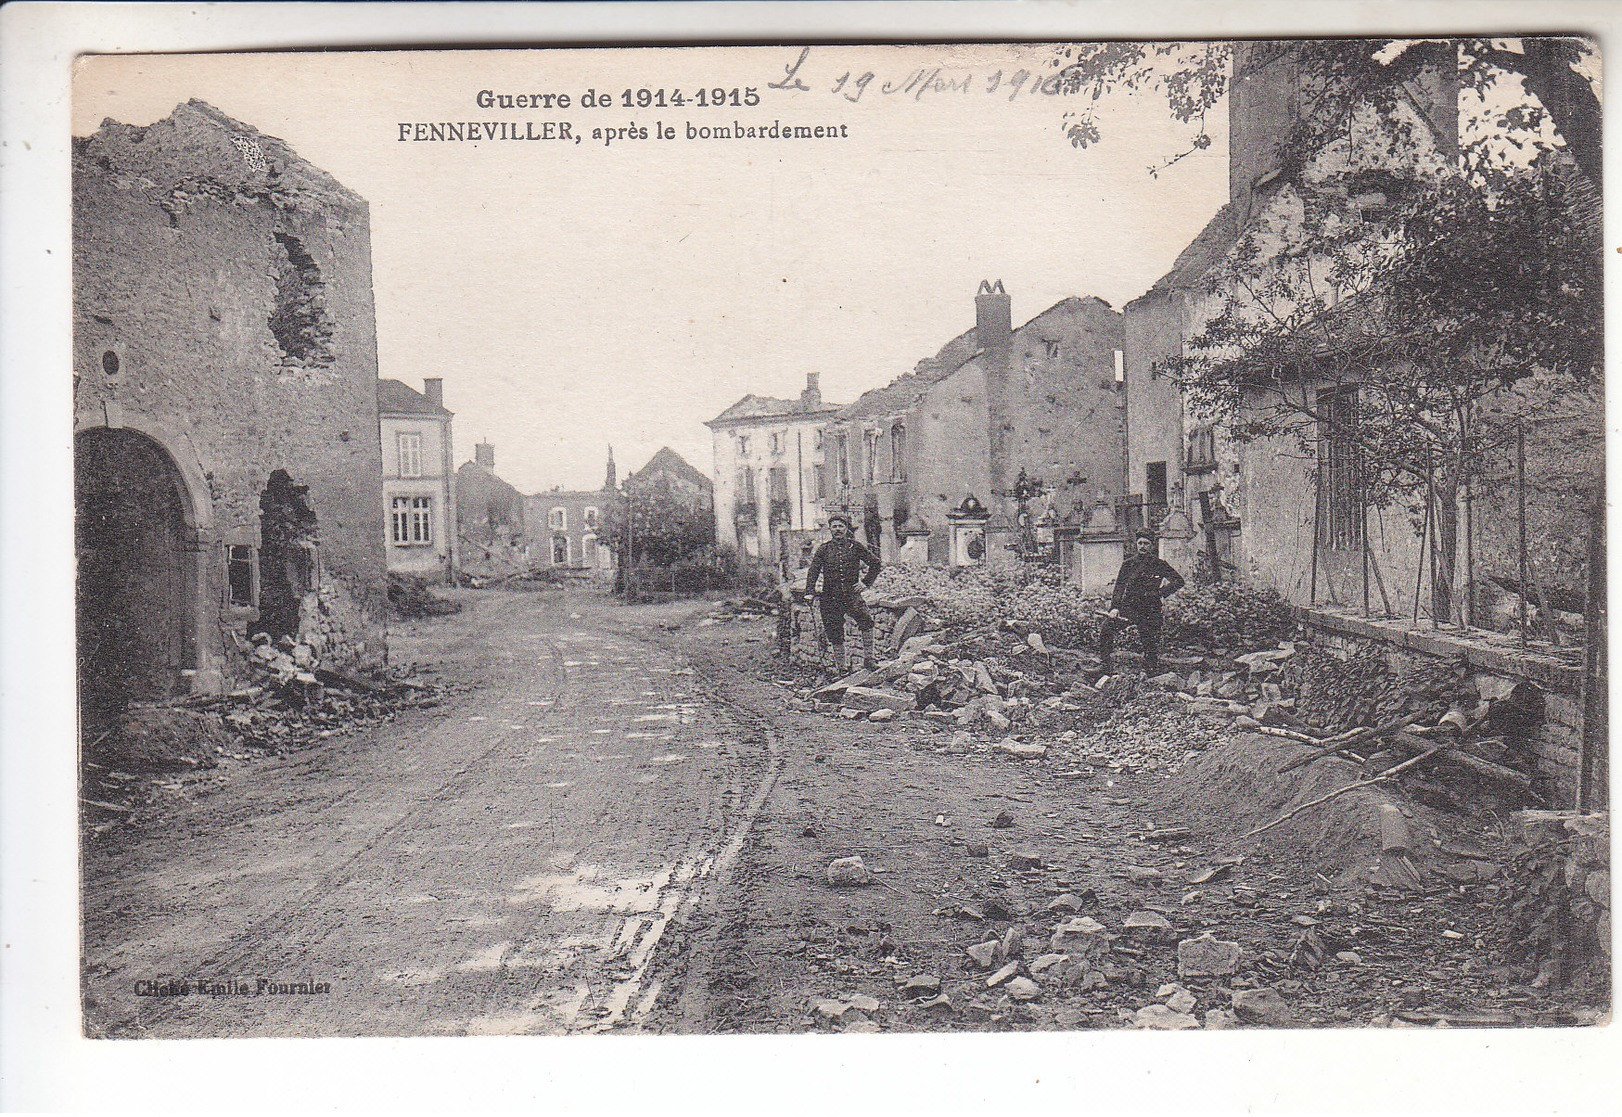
75,427 -> 198,720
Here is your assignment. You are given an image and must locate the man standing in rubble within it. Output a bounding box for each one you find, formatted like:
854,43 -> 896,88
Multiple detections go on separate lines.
805,512 -> 882,674
1100,529 -> 1185,674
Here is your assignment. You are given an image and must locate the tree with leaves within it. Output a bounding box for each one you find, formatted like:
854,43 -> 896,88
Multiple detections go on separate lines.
1053,38 -> 1600,187
601,474 -> 715,573
1055,38 -> 1601,621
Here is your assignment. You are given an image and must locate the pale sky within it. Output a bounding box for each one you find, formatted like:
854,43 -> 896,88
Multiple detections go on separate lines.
73,45 -> 1229,492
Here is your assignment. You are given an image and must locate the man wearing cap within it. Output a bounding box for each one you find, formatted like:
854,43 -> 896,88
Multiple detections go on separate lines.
1099,529 -> 1185,674
805,512 -> 882,673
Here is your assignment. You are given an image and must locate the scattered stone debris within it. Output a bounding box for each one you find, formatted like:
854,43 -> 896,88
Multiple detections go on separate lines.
826,855 -> 875,888
900,973 -> 942,999
83,653 -> 447,831
1232,987 -> 1293,1027
1177,937 -> 1242,979
1006,977 -> 1042,1002
1135,1003 -> 1199,1030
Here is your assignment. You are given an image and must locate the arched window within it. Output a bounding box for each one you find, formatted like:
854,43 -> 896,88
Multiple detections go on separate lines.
548,506 -> 566,530
583,532 -> 598,565
552,534 -> 570,565
889,422 -> 907,482
583,506 -> 599,529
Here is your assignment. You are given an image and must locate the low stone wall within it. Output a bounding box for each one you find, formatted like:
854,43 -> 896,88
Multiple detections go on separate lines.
1296,608 -> 1590,806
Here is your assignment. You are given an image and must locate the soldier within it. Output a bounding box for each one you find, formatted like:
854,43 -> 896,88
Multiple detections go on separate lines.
805,513 -> 882,673
1099,529 -> 1185,674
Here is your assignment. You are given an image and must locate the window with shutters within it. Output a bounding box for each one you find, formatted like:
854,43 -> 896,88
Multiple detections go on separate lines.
397,432 -> 423,478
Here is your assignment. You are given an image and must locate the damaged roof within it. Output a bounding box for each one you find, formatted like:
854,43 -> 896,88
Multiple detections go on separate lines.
628,446 -> 713,491
837,296 -> 1115,421
76,99 -> 364,211
378,379 -> 452,417
707,393 -> 840,425
1128,203 -> 1239,307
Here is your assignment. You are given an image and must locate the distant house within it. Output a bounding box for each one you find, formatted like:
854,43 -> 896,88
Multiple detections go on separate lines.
824,282 -> 1126,568
378,378 -> 457,582
626,446 -> 714,511
456,441 -> 528,576
705,373 -> 841,563
521,448 -> 619,577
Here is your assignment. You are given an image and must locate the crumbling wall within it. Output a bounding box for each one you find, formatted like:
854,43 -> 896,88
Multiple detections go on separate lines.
74,100 -> 387,690
1002,298 -> 1126,519
1301,612 -> 1586,805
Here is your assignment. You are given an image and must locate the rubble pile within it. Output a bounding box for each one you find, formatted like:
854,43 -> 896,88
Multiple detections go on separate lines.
737,565 -> 1541,803
198,635 -> 446,754
388,572 -> 463,617
1286,644 -> 1472,732
83,635 -> 449,832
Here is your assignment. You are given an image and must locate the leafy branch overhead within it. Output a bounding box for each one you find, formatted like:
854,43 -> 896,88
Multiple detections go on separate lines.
1051,38 -> 1600,186
1053,36 -> 1601,622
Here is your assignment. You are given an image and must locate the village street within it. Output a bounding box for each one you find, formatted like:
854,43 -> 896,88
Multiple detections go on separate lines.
81,590 -> 776,1038
82,586 -> 1593,1038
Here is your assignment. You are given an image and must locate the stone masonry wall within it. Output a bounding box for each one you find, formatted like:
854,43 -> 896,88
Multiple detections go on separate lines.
74,101 -> 387,686
1303,612 -> 1587,806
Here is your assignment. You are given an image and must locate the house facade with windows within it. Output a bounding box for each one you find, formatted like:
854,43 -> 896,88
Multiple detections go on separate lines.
823,282 -> 1126,568
705,373 -> 841,563
522,487 -> 613,575
1123,42 -> 1468,608
379,377 -> 457,581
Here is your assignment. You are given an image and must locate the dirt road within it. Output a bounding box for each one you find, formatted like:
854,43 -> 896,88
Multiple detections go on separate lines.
642,609 -> 1600,1033
83,589 -> 772,1037
83,588 -> 1599,1039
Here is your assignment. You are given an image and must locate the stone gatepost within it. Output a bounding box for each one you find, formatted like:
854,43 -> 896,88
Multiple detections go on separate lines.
946,495 -> 991,569
1070,495 -> 1125,593
897,522 -> 931,566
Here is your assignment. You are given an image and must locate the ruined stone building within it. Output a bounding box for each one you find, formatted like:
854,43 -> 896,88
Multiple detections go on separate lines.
456,442 -> 529,575
520,448 -> 619,576
1126,42 -> 1601,619
823,282 -> 1126,568
1125,43 -> 1461,604
379,377 -> 457,582
706,373 -> 842,564
1124,42 -> 1604,801
625,447 -> 714,513
74,100 -> 387,715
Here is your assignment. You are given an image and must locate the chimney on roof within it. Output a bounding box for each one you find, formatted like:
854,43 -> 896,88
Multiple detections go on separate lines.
423,378 -> 444,409
801,372 -> 822,408
978,280 -> 1015,518
976,280 -> 1012,359
475,441 -> 495,469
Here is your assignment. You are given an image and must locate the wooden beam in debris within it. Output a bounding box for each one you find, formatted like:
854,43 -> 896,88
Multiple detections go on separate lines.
1279,719 -> 1407,773
1390,730 -> 1533,793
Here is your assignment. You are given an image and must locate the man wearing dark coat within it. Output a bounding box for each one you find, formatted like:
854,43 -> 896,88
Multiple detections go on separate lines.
805,512 -> 882,672
1099,529 -> 1185,673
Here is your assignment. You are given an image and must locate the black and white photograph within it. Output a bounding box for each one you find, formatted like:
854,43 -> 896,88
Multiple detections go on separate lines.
3,3 -> 1618,1111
